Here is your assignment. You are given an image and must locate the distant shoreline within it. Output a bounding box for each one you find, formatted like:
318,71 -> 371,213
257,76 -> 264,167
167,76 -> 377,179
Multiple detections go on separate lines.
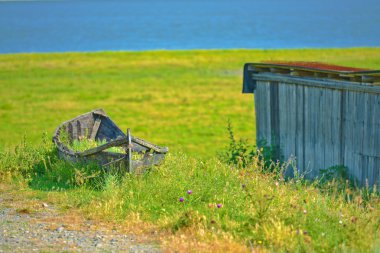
1,46 -> 380,56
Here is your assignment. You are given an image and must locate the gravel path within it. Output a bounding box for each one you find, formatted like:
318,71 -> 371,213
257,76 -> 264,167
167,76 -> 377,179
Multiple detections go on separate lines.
0,194 -> 160,253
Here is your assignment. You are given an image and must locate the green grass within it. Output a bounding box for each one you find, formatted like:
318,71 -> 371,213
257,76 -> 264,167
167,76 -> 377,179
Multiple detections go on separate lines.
70,138 -> 125,153
1,48 -> 380,251
0,139 -> 379,252
1,48 -> 380,157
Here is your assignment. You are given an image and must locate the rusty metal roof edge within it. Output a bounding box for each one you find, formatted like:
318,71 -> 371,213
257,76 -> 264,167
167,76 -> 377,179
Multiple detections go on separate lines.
242,62 -> 380,93
251,72 -> 380,94
245,62 -> 380,75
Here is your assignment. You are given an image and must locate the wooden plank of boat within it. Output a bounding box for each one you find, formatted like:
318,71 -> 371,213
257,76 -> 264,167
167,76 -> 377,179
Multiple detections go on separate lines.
53,109 -> 169,172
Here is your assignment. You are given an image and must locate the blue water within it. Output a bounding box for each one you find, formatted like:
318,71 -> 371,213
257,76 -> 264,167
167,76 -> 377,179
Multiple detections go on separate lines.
0,0 -> 380,53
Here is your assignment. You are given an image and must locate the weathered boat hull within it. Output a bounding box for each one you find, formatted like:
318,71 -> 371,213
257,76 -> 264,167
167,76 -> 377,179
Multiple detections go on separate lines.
52,109 -> 168,172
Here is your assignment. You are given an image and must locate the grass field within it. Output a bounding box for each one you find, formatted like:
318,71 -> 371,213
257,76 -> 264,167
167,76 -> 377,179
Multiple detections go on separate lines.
2,48 -> 380,157
1,48 -> 380,252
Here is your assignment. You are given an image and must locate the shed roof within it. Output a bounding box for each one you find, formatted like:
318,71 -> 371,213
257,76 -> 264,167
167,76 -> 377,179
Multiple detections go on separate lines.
262,61 -> 370,72
243,61 -> 380,93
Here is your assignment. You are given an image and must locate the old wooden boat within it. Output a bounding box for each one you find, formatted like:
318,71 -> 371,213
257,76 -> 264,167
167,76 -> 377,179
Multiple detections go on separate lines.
52,109 -> 168,173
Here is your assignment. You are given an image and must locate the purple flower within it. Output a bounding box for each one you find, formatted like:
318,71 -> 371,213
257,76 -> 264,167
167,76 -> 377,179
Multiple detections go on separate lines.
217,203 -> 222,209
179,197 -> 184,202
187,190 -> 192,195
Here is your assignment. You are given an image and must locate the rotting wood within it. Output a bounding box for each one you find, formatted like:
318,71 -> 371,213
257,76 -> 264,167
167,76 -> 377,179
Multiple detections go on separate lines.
90,117 -> 101,140
127,128 -> 132,173
243,62 -> 380,94
79,136 -> 128,157
53,109 -> 168,173
245,63 -> 380,186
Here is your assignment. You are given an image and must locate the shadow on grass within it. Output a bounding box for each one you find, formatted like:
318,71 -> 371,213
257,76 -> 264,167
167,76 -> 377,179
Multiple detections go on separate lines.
28,149 -> 110,192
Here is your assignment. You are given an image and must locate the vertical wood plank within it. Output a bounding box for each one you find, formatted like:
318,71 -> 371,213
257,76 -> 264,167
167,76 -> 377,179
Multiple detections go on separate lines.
308,87 -> 318,177
295,85 -> 305,173
76,121 -> 82,139
324,89 -> 335,169
285,83 -> 294,176
317,88 -> 326,177
303,86 -> 313,175
331,89 -> 342,168
254,85 -> 261,142
72,121 -> 78,140
279,83 -> 287,162
344,91 -> 354,181
270,81 -> 280,160
265,81 -> 272,145
357,91 -> 366,183
255,81 -> 264,143
374,96 -> 380,187
362,93 -> 372,185
288,83 -> 297,173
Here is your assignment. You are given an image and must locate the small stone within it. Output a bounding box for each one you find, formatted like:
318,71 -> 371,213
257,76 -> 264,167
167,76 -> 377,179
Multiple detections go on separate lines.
57,227 -> 65,233
96,243 -> 103,247
42,203 -> 48,208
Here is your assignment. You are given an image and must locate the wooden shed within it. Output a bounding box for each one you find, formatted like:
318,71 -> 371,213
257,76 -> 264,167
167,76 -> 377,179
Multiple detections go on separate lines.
243,62 -> 380,186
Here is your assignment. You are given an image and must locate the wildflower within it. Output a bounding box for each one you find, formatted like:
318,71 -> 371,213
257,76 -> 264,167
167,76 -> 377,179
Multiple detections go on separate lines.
217,203 -> 222,208
187,190 -> 192,195
303,209 -> 307,214
275,181 -> 279,187
179,197 -> 184,202
339,220 -> 343,224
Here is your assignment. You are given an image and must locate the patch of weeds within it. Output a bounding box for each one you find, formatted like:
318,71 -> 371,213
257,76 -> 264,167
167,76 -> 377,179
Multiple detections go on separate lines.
0,133 -> 53,181
71,138 -> 125,154
317,165 -> 379,207
30,159 -> 105,191
173,210 -> 207,232
217,120 -> 256,168
59,128 -> 125,154
319,165 -> 351,184
218,120 -> 280,173
0,135 -> 122,191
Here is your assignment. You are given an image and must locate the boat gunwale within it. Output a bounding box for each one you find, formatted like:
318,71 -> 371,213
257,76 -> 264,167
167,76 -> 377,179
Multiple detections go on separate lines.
52,109 -> 168,159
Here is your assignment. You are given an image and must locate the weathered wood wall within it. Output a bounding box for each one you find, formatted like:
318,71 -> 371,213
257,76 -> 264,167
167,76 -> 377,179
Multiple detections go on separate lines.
253,73 -> 380,186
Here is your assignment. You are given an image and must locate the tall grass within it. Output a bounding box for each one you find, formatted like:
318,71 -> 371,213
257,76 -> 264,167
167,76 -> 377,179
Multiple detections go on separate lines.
1,137 -> 378,252
2,48 -> 380,157
1,49 -> 380,251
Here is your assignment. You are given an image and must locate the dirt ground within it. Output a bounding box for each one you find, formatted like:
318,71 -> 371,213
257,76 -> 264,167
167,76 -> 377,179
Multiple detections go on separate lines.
0,187 -> 160,253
